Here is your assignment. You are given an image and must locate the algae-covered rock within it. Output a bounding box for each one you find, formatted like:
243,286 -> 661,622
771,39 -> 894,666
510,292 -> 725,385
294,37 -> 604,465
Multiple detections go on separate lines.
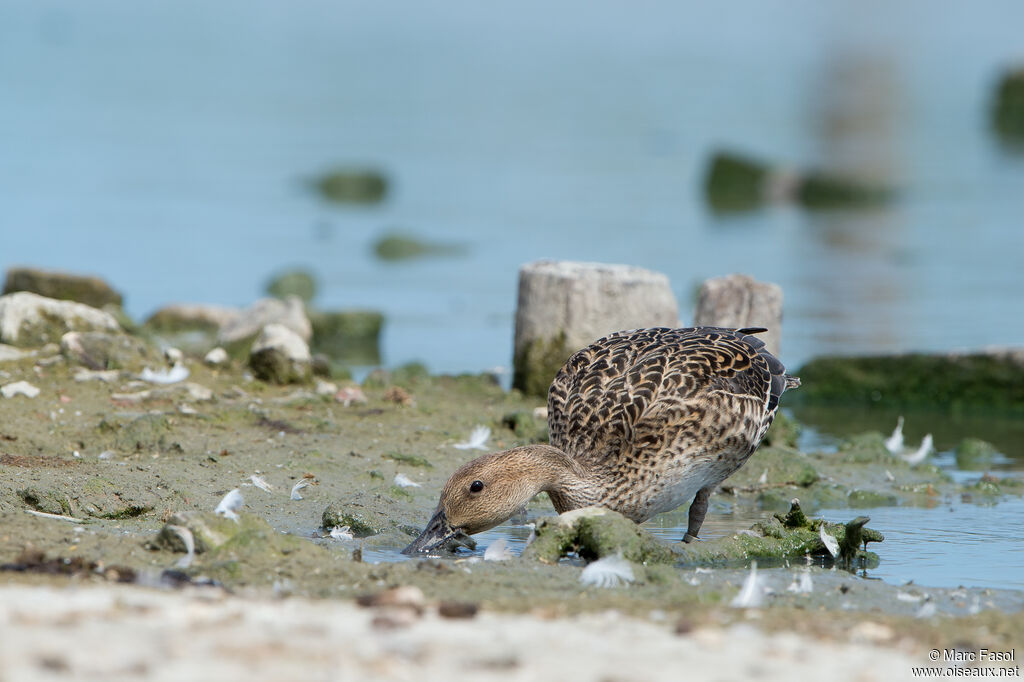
314,168 -> 388,204
703,151 -> 771,212
512,260 -> 680,398
60,331 -> 153,371
309,309 -> 383,366
3,266 -> 123,309
847,489 -> 899,508
248,323 -> 312,384
265,269 -> 317,303
321,502 -> 384,537
20,480 -> 154,520
101,414 -> 175,453
151,511 -> 270,554
703,150 -> 892,212
18,487 -> 74,516
793,351 -> 1024,413
955,438 -> 999,471
674,500 -> 883,569
993,67 -> 1024,140
372,232 -> 464,262
0,292 -> 121,347
501,410 -> 549,443
513,332 -> 573,399
760,411 -> 802,449
218,296 -> 312,351
144,304 -> 240,334
837,432 -> 894,463
522,507 -> 676,565
726,447 -> 818,489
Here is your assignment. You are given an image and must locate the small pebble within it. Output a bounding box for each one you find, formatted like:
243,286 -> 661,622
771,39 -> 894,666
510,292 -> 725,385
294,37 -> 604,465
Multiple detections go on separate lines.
438,601 -> 479,620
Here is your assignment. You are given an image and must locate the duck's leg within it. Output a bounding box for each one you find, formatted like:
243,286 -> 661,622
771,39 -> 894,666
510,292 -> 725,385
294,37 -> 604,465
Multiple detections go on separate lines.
683,486 -> 712,543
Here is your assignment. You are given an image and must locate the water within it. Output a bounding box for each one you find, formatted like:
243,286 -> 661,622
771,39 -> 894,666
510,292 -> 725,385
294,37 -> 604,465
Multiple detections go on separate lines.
3,2 -> 1024,591
3,1 -> 1024,374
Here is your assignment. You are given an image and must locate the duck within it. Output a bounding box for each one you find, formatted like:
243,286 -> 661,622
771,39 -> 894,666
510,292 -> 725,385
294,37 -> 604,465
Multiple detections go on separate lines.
403,326 -> 800,554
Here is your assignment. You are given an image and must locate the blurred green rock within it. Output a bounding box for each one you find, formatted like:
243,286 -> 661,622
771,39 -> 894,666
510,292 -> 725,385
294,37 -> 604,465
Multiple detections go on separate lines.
3,266 -> 123,309
993,67 -> 1024,141
266,269 -> 317,303
310,309 -> 383,366
956,438 -> 999,471
314,168 -> 388,204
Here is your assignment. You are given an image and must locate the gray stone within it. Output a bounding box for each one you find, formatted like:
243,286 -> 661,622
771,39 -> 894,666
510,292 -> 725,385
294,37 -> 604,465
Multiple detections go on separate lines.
512,260 -> 679,396
0,292 -> 121,347
248,323 -> 312,384
144,303 -> 241,333
218,296 -> 312,345
693,274 -> 783,357
3,266 -> 123,308
60,331 -> 153,371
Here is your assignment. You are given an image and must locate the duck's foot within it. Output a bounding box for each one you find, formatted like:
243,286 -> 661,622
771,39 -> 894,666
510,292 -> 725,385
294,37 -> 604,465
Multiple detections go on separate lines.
682,532 -> 700,543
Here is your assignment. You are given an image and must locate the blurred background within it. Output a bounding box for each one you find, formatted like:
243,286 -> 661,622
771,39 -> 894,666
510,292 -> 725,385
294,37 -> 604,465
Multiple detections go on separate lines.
2,0 -> 1023,375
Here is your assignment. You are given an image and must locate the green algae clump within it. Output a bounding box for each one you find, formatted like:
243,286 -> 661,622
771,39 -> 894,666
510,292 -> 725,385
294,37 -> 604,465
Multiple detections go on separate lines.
512,330 -> 572,399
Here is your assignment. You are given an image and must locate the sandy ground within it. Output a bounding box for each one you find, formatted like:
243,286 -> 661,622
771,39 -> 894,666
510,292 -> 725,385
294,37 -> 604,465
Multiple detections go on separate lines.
0,582 -> 931,682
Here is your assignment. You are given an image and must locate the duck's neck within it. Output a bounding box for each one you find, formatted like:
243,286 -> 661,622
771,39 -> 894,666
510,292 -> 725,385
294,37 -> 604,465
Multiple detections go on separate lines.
508,444 -> 603,513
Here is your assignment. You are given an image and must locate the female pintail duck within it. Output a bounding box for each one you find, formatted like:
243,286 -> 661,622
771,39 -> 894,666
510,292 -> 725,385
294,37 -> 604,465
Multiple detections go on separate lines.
404,326 -> 800,554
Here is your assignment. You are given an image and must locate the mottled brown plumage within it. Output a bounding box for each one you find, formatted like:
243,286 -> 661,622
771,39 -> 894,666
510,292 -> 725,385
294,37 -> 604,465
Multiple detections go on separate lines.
404,327 -> 799,554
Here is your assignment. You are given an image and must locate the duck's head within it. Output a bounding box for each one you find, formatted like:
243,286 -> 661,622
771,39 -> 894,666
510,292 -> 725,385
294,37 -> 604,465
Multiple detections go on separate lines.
402,445 -> 574,554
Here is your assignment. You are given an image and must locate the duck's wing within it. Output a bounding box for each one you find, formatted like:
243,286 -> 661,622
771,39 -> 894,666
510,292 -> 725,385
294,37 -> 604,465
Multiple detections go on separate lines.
547,327 -> 798,471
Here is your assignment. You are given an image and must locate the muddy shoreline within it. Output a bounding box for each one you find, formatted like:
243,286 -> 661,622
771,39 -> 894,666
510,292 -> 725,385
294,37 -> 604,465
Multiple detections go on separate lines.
2,338 -> 1023,681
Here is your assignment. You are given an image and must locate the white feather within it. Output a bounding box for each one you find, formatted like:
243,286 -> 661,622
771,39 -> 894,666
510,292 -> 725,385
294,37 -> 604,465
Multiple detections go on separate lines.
167,525 -> 196,569
819,524 -> 840,559
214,488 -> 243,521
329,526 -> 354,540
916,600 -> 937,619
579,555 -> 635,588
731,561 -> 766,608
140,363 -> 189,384
758,469 -> 768,485
484,538 -> 514,561
249,475 -> 274,493
901,434 -> 933,465
787,568 -> 813,594
454,425 -> 491,451
393,473 -> 421,488
884,416 -> 905,454
290,480 -> 311,500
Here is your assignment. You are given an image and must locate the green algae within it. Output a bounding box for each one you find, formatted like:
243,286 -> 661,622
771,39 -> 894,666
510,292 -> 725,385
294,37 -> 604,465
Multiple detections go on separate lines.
501,410 -> 548,443
793,352 -> 1024,413
382,452 -> 432,468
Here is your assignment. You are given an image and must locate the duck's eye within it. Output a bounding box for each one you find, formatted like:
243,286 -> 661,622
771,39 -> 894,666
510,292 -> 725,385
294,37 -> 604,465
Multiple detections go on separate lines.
469,480 -> 484,493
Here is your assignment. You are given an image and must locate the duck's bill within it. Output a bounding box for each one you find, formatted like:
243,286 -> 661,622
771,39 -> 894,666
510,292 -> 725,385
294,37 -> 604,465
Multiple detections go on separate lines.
402,509 -> 477,554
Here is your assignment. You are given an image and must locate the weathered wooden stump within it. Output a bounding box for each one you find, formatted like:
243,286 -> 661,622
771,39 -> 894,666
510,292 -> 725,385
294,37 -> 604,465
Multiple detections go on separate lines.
513,260 -> 679,397
693,274 -> 783,357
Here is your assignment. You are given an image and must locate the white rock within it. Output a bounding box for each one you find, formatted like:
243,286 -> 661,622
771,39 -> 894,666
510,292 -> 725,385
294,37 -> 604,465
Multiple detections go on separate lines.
249,323 -> 312,384
218,296 -> 312,344
252,324 -> 311,361
0,344 -> 32,362
0,292 -> 120,346
1,380 -> 40,399
693,274 -> 784,357
204,347 -> 229,366
513,260 -> 679,392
